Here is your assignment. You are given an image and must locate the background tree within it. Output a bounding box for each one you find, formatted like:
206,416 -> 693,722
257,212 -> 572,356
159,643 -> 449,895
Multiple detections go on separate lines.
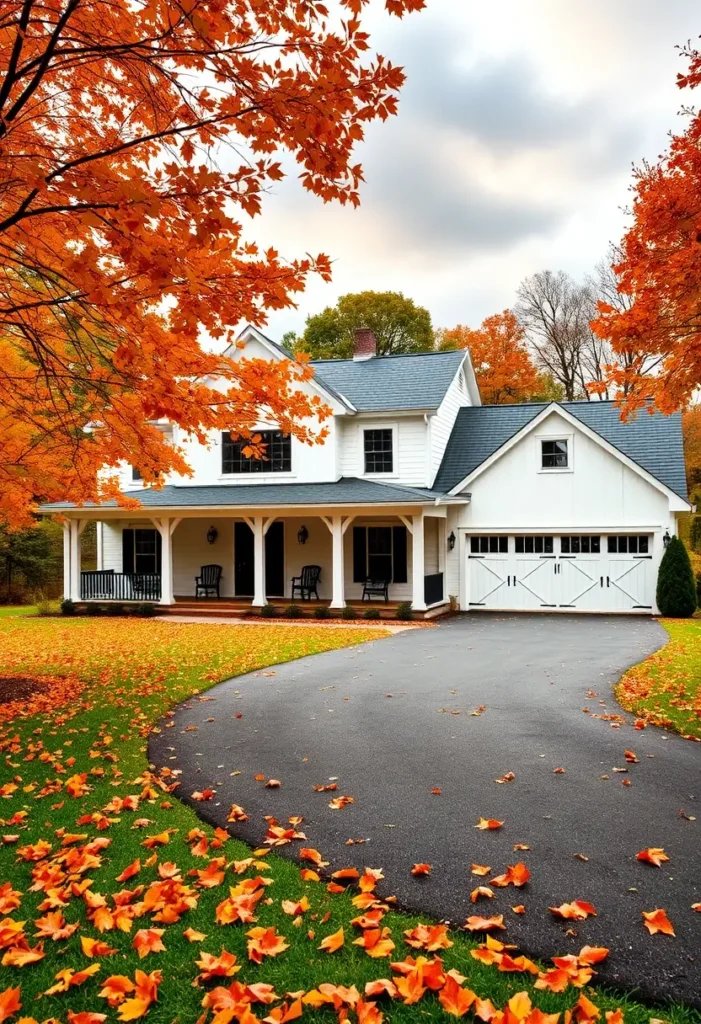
682,403 -> 701,498
435,311 -> 544,404
297,291 -> 433,359
0,520 -> 67,603
591,43 -> 701,414
0,0 -> 425,527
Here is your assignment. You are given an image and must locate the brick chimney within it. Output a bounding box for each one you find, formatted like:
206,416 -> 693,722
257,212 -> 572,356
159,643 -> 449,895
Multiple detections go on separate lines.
353,326 -> 377,361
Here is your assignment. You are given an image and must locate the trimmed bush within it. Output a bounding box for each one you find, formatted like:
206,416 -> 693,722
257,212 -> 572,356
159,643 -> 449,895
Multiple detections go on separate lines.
106,603 -> 125,616
284,603 -> 303,618
34,592 -> 58,616
86,602 -> 103,616
656,537 -> 697,617
396,601 -> 414,621
363,607 -> 381,620
60,598 -> 76,616
135,603 -> 157,617
313,606 -> 331,619
341,605 -> 357,620
259,603 -> 278,618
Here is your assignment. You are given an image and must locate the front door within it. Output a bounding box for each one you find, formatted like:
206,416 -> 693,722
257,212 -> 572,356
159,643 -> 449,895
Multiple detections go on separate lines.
265,522 -> 285,598
234,521 -> 285,598
234,522 -> 254,596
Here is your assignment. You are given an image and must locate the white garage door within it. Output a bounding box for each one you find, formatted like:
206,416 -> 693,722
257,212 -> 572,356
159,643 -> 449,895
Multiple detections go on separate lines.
467,534 -> 654,613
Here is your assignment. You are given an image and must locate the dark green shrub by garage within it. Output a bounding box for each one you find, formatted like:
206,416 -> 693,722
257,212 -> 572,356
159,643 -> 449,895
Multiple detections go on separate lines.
656,537 -> 697,617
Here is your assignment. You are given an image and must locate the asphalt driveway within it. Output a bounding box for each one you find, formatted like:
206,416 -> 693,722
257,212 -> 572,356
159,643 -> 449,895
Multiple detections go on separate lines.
149,615 -> 701,1006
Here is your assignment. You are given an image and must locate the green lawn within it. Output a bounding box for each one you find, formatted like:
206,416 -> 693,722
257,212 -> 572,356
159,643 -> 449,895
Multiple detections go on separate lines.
0,604 -> 36,617
617,618 -> 701,739
0,616 -> 698,1024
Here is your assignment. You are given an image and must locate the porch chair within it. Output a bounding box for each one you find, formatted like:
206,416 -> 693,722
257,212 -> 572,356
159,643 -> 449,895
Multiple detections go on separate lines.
362,577 -> 390,602
195,564 -> 223,599
291,564 -> 322,601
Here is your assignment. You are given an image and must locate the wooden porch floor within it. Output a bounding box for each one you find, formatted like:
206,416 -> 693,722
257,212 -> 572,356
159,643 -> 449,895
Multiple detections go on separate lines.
166,597 -> 447,620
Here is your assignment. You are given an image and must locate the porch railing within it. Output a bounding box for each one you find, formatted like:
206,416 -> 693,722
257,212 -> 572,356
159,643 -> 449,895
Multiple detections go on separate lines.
423,572 -> 444,606
81,570 -> 161,602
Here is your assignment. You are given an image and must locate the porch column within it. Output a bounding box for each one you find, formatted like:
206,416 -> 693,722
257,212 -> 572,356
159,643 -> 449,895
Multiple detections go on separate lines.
69,519 -> 81,601
63,523 -> 71,600
251,517 -> 266,608
411,512 -> 427,612
152,518 -> 181,605
321,515 -> 353,609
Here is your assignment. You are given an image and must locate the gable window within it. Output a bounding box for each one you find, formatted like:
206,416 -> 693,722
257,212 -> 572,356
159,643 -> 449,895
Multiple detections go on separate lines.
561,536 -> 601,555
364,429 -> 393,474
607,535 -> 649,555
222,430 -> 291,474
470,536 -> 508,554
131,466 -> 142,482
515,536 -> 554,554
541,439 -> 568,469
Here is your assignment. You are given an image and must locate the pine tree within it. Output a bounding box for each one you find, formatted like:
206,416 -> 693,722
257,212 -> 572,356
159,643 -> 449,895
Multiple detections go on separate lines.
656,537 -> 697,617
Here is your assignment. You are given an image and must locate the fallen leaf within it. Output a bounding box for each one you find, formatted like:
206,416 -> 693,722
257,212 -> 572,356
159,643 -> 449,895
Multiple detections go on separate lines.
642,909 -> 675,936
475,818 -> 504,831
318,927 -> 345,953
636,848 -> 670,867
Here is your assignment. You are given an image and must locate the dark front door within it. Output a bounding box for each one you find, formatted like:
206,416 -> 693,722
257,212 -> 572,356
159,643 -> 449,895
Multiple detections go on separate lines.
234,522 -> 254,596
265,521 -> 284,597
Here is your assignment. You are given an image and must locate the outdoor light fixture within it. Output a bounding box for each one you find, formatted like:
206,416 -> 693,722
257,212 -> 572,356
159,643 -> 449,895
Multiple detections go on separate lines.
207,525 -> 218,545
663,530 -> 672,548
297,524 -> 309,545
448,531 -> 456,551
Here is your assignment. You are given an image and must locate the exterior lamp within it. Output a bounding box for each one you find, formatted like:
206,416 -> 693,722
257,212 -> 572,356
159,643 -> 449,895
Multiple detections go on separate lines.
448,531 -> 456,551
297,524 -> 309,545
663,530 -> 672,548
207,525 -> 218,545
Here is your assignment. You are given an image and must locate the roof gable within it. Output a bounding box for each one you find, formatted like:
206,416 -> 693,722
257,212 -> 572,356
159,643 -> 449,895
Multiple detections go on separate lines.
434,401 -> 688,500
311,350 -> 466,412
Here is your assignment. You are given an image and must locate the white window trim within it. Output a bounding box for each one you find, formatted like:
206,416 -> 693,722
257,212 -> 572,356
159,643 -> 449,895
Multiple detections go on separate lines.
359,422 -> 399,479
536,431 -> 574,474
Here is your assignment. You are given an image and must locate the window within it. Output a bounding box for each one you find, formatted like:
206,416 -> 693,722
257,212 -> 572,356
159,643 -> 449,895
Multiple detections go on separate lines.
352,525 -> 407,583
607,535 -> 649,555
364,429 -> 393,474
470,536 -> 508,554
561,536 -> 601,555
367,527 -> 393,580
222,430 -> 291,474
541,439 -> 569,469
131,466 -> 142,482
515,536 -> 554,554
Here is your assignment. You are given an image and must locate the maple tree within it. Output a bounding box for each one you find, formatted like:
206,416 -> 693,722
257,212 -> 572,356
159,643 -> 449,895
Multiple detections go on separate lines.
297,291 -> 434,359
590,43 -> 701,413
435,312 -> 544,405
0,0 -> 425,528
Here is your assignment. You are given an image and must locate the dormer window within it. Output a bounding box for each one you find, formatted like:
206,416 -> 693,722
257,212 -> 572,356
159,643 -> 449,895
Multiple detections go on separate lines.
222,430 -> 291,474
364,429 -> 393,474
541,438 -> 569,470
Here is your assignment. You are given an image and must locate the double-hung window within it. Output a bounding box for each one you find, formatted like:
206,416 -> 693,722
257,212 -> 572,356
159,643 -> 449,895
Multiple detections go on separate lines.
222,430 -> 291,474
364,429 -> 393,474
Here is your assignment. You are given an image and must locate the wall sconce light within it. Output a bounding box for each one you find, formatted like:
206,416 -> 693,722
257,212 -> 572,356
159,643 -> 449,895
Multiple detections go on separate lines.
663,530 -> 672,548
297,524 -> 309,545
448,531 -> 456,551
207,525 -> 218,545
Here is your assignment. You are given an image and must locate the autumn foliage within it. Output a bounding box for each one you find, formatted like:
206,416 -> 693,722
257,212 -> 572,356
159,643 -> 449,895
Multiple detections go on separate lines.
0,0 -> 424,527
436,312 -> 542,405
591,44 -> 701,414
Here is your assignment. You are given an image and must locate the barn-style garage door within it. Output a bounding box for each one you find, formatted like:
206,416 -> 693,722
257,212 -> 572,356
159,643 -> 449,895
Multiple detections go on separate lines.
467,534 -> 654,613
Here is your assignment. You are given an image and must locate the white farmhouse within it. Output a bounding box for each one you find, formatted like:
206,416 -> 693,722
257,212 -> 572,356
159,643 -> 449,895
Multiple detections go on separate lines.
43,325 -> 691,616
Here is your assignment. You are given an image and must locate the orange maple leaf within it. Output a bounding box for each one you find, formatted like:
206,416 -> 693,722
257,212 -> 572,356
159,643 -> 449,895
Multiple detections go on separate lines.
636,847 -> 670,867
318,927 -> 345,953
642,909 -> 675,936
475,818 -> 504,830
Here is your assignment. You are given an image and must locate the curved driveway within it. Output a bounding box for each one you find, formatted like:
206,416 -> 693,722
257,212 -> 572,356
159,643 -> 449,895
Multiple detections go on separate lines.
149,615 -> 701,1007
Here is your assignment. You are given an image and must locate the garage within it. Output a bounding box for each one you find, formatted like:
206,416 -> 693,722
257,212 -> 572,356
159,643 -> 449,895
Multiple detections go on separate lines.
466,533 -> 655,613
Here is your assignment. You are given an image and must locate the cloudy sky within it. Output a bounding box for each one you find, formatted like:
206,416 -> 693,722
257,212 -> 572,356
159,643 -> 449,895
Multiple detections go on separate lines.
244,0 -> 699,339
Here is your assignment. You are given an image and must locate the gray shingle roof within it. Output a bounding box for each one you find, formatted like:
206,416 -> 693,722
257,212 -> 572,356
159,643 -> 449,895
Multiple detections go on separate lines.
311,350 -> 465,412
40,477 -> 449,512
434,401 -> 688,499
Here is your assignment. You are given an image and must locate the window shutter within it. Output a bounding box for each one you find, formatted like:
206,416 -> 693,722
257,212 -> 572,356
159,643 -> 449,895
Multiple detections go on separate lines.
122,529 -> 135,573
352,527 -> 367,583
155,530 -> 162,575
392,526 -> 408,583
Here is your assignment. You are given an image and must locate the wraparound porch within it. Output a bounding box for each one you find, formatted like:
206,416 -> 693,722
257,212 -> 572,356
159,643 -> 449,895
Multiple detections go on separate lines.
63,505 -> 455,613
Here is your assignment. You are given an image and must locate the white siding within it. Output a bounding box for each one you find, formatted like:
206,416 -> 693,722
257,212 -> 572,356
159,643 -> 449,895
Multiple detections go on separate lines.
339,417 -> 428,485
172,518 -> 235,598
430,363 -> 472,483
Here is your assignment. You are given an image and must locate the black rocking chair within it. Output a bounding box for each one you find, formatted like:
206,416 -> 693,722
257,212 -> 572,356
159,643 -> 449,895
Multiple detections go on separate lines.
362,577 -> 390,602
291,564 -> 322,601
195,564 -> 223,599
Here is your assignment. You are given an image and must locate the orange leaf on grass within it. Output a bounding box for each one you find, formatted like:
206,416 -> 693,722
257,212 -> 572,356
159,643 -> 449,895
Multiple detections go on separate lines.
352,927 -> 395,958
183,928 -> 207,942
438,975 -> 477,1017
0,987 -> 21,1024
404,923 -> 453,951
475,818 -> 504,830
67,1013 -> 107,1024
116,860 -> 141,882
636,848 -> 670,867
194,949 -> 240,983
44,963 -> 101,995
247,926 -> 289,963
642,909 -> 675,935
81,936 -> 118,957
33,910 -> 79,941
549,901 -> 597,920
365,979 -> 398,998
281,897 -> 310,916
1,941 -> 45,967
98,975 -> 135,1006
318,927 -> 345,953
132,928 -> 165,959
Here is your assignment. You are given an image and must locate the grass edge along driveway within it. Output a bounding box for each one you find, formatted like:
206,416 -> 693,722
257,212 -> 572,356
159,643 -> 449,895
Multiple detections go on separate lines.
0,616 -> 698,1024
617,618 -> 701,740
